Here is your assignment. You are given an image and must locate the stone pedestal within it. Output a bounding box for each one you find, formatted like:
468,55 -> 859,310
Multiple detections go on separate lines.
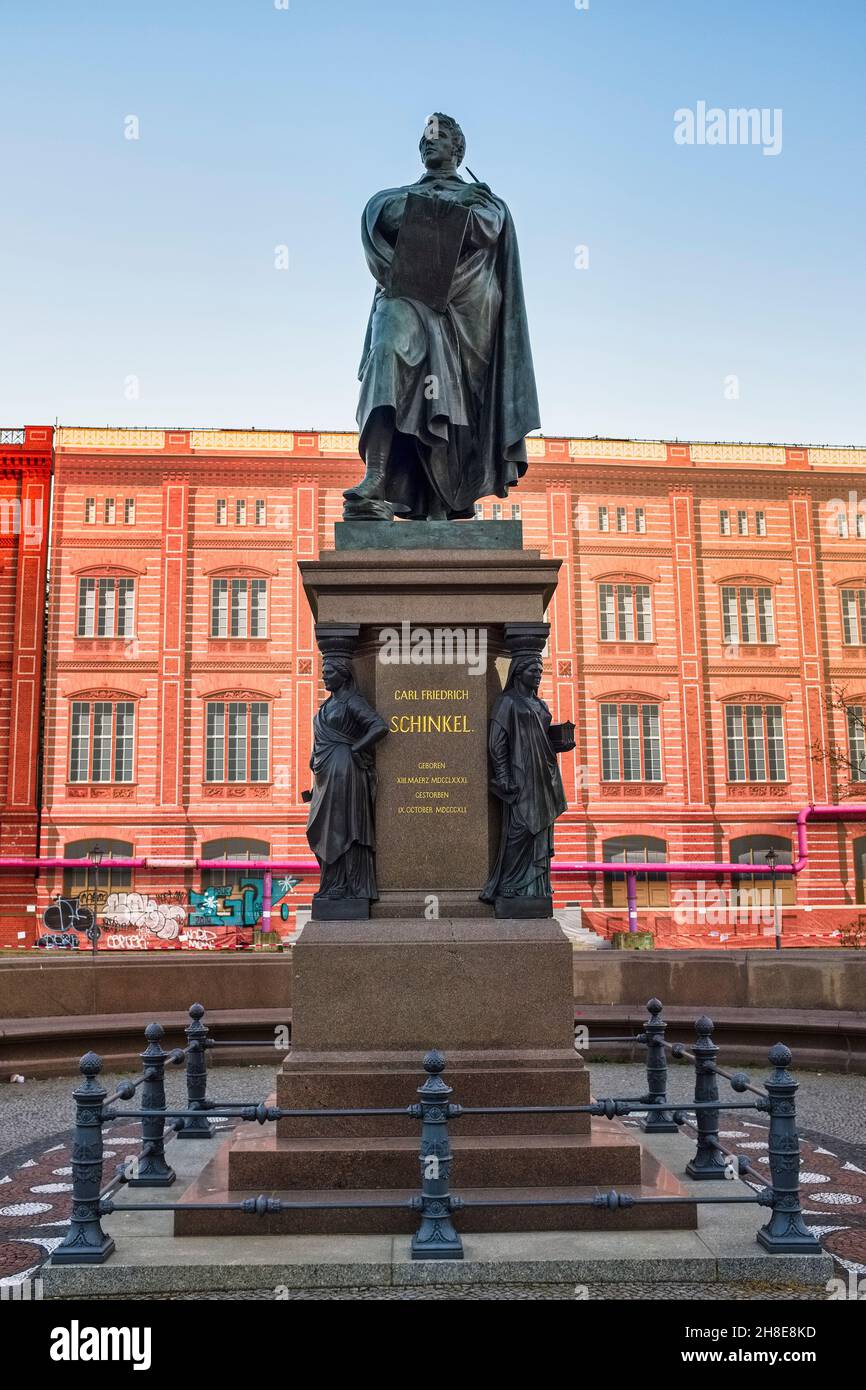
174,528 -> 697,1239
299,532 -> 559,918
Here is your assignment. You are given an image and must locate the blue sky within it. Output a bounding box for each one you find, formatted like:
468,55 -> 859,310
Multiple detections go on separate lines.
1,0 -> 864,443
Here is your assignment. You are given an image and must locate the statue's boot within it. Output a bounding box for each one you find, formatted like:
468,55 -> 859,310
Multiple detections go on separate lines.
343,460 -> 386,502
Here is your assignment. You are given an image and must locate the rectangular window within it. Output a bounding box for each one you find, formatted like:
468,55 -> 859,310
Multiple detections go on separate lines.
84,497 -> 96,524
492,503 -> 502,520
113,703 -> 135,781
722,585 -> 774,645
756,587 -> 775,643
765,705 -> 786,781
511,503 -> 521,520
77,578 -> 96,637
473,503 -> 483,519
755,510 -> 766,536
719,509 -> 731,536
600,703 -> 619,781
841,589 -> 866,645
124,498 -> 136,525
230,579 -> 248,638
104,498 -> 116,524
642,704 -> 662,781
77,577 -> 135,638
68,701 -> 135,783
837,511 -> 849,538
598,584 -> 615,642
857,512 -> 866,540
745,704 -> 766,781
617,586 -> 635,642
216,498 -> 227,525
227,702 -> 247,781
211,578 -> 228,638
211,578 -> 267,639
726,704 -> 786,782
249,702 -> 269,782
635,585 -> 652,642
206,701 -> 269,783
599,584 -> 653,643
255,499 -> 266,526
235,499 -> 246,526
600,702 -> 662,782
616,506 -> 628,533
847,706 -> 866,782
725,705 -> 746,782
206,703 -> 225,782
69,702 -> 90,782
598,506 -> 609,532
250,579 -> 267,637
737,509 -> 748,536
635,507 -> 646,534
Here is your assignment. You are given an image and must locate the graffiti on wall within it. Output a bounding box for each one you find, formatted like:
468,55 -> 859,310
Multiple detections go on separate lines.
36,875 -> 301,950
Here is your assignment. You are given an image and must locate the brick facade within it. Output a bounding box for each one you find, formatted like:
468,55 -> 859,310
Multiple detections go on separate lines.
0,426 -> 52,943
21,428 -> 866,947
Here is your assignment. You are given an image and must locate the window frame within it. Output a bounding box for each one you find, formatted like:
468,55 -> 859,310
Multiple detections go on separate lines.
599,701 -> 663,783
68,700 -> 136,784
204,699 -> 270,784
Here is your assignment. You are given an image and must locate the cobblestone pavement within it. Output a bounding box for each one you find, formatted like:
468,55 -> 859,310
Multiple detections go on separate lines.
1,1062 -> 864,1293
102,1282 -> 829,1300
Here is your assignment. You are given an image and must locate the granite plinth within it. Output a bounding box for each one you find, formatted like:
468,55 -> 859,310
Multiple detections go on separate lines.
289,918 -> 576,1053
174,1121 -> 696,1237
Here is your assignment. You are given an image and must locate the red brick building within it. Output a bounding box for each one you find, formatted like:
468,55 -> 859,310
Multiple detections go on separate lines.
0,426 -> 52,943
31,427 -> 866,947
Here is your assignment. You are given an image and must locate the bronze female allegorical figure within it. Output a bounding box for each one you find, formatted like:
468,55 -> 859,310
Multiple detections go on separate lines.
343,113 -> 540,522
481,651 -> 575,918
305,654 -> 388,919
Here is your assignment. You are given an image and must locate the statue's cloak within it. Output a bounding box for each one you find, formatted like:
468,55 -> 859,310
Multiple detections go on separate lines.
357,176 -> 540,518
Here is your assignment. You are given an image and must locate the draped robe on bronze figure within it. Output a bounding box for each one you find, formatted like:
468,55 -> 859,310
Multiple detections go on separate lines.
306,694 -> 385,900
357,171 -> 540,519
481,688 -> 567,904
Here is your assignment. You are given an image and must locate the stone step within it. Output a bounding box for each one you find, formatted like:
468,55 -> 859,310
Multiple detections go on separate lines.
174,1134 -> 695,1237
276,1061 -> 591,1137
226,1121 -> 643,1192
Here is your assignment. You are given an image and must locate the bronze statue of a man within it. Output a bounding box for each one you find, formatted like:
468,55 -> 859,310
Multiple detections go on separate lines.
344,114 -> 540,521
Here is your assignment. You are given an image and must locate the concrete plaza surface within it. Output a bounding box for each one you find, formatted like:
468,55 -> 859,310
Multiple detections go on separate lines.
39,1118 -> 833,1298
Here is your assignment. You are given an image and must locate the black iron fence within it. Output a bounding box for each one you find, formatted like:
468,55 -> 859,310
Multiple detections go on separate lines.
51,998 -> 822,1264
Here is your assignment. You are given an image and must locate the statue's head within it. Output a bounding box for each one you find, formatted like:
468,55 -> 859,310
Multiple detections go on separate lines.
419,113 -> 465,172
508,654 -> 543,694
322,656 -> 354,692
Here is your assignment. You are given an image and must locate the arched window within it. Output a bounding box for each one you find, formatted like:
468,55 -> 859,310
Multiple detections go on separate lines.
603,835 -> 668,907
854,836 -> 866,906
62,838 -> 133,896
730,834 -> 795,906
200,837 -> 270,889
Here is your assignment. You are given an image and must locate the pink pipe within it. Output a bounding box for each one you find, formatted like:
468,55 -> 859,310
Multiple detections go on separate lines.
0,805 -> 862,879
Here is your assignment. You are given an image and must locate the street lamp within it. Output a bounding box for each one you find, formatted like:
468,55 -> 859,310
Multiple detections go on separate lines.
87,845 -> 104,960
765,846 -> 781,952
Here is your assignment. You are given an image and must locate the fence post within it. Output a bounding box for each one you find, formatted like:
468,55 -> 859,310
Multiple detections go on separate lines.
52,1052 -> 115,1265
128,1022 -> 176,1186
176,1002 -> 213,1140
757,1043 -> 822,1253
409,1050 -> 463,1261
685,1015 -> 727,1180
639,997 -> 679,1133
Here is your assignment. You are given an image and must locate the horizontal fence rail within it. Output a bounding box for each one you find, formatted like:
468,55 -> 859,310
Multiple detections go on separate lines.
51,998 -> 823,1265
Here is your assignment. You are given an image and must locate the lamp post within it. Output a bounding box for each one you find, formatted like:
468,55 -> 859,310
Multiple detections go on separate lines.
765,846 -> 781,952
87,845 -> 104,960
